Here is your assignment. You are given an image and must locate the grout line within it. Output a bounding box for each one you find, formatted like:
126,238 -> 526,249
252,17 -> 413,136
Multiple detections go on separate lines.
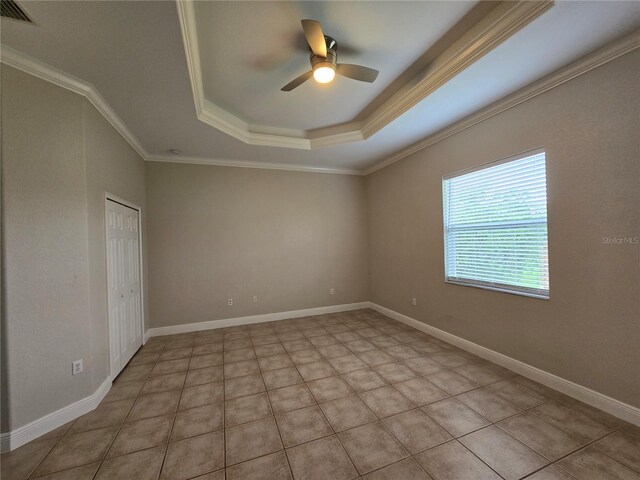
15,310 -> 632,479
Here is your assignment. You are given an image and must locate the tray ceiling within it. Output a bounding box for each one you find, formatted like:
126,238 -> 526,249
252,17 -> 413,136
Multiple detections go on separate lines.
1,1 -> 639,172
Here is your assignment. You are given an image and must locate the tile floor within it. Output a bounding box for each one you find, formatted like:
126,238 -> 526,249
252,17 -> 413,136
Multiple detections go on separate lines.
2,309 -> 639,480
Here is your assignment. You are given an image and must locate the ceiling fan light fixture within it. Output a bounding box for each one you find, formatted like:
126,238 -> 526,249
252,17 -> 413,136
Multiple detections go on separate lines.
313,64 -> 335,84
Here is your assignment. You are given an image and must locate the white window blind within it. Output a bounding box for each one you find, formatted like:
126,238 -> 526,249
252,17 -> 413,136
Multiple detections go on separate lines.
443,151 -> 549,299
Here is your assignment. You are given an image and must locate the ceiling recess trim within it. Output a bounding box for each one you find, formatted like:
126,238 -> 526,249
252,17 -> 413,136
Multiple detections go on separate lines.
0,44 -> 358,175
176,0 -> 553,150
364,29 -> 640,175
3,29 -> 634,177
0,44 -> 149,159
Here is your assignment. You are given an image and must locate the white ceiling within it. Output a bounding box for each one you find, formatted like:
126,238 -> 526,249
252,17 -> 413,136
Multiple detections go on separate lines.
1,1 -> 639,172
194,1 -> 476,130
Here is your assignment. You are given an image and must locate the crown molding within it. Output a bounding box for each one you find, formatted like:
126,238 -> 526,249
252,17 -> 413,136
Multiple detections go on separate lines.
145,154 -> 364,176
176,0 -> 552,150
0,44 -> 149,159
363,28 -> 640,176
3,27 -> 636,178
0,45 -> 360,175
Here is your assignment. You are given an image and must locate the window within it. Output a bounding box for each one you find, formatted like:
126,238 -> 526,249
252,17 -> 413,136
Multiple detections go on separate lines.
442,150 -> 549,299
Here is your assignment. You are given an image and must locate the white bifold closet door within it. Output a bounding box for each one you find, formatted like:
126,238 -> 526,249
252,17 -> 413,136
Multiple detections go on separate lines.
106,199 -> 143,379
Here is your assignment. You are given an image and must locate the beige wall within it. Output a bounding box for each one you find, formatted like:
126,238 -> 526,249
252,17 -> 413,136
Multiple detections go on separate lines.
367,50 -> 640,407
146,163 -> 369,328
1,66 -> 147,431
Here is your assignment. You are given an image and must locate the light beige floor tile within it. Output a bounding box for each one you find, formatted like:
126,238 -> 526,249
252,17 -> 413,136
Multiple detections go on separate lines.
342,369 -> 388,393
456,389 -> 521,422
33,426 -> 119,477
178,382 -> 224,410
320,395 -> 377,432
118,364 -> 154,382
346,340 -> 377,354
557,446 -> 640,480
425,369 -> 479,395
171,403 -> 223,441
193,342 -> 223,355
485,379 -> 549,409
421,398 -> 490,437
530,400 -> 614,443
357,349 -> 396,367
185,366 -> 224,387
103,380 -> 144,403
382,408 -> 452,455
289,349 -> 324,365
373,362 -> 417,383
286,435 -> 358,480
430,352 -> 473,369
454,362 -> 509,386
263,367 -> 303,390
268,384 -> 315,413
225,392 -> 272,426
338,421 -> 409,475
224,348 -> 256,363
276,405 -> 332,447
224,360 -> 260,379
384,345 -> 422,360
403,357 -> 445,376
394,378 -> 449,406
0,437 -> 58,480
161,431 -> 225,480
497,411 -> 584,461
67,398 -> 133,434
307,376 -> 353,403
151,358 -> 190,376
224,373 -> 265,399
226,450 -> 292,480
359,386 -> 416,418
362,457 -> 433,480
96,445 -> 165,480
258,354 -> 294,372
328,354 -> 369,374
526,465 -> 578,480
31,462 -> 101,480
459,426 -> 548,480
317,344 -> 352,359
252,335 -> 280,347
226,417 -> 283,465
108,413 -> 173,457
141,371 -> 186,395
159,346 -> 193,361
282,339 -> 314,352
297,361 -> 337,381
127,390 -> 180,423
593,426 -> 640,472
415,440 -> 501,480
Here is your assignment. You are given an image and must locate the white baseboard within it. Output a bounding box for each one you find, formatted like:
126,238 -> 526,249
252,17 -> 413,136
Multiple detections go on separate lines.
147,302 -> 370,337
0,376 -> 112,453
143,330 -> 151,344
369,302 -> 640,426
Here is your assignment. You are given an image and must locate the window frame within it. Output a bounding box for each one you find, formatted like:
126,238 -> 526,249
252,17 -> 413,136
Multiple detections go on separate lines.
442,148 -> 550,300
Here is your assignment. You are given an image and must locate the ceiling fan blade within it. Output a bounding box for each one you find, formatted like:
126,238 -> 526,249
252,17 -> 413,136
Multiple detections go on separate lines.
281,70 -> 313,92
301,19 -> 327,58
336,64 -> 379,83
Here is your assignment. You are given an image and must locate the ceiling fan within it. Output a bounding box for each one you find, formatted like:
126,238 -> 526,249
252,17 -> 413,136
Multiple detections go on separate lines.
281,19 -> 380,92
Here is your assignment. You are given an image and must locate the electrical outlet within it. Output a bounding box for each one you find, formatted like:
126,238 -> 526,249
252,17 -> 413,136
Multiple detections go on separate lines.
227,298 -> 233,306
412,297 -> 417,306
252,296 -> 258,303
72,360 -> 83,375
329,288 -> 335,295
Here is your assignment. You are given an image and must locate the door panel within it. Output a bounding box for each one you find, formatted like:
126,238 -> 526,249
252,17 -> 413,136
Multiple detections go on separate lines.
106,199 -> 143,379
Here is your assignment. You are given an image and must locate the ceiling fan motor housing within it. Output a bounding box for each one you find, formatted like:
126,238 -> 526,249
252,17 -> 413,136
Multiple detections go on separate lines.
310,36 -> 337,72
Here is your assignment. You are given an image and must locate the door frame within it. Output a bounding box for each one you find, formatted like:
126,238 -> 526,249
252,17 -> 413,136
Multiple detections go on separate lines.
104,192 -> 146,379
